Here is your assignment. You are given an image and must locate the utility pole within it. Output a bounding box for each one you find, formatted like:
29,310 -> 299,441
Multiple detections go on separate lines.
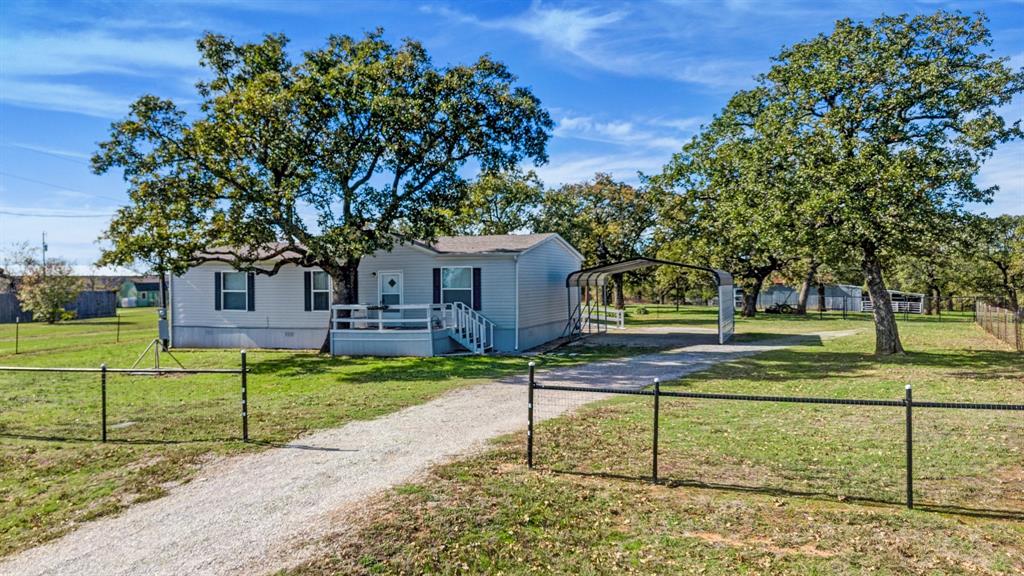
41,232 -> 47,278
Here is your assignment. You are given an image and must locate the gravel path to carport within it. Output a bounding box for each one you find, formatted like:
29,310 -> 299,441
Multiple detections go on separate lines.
0,329 -> 858,576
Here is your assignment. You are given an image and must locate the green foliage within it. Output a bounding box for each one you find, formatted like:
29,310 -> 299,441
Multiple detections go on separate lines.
534,173 -> 658,267
451,169 -> 544,235
657,10 -> 1024,350
533,173 -> 660,307
967,214 -> 1024,310
17,259 -> 81,324
93,30 -> 552,299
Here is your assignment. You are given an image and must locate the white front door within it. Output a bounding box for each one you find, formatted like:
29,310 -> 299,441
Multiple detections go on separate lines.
378,271 -> 403,320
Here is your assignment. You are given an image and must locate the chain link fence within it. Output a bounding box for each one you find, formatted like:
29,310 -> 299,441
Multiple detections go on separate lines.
976,301 -> 1023,352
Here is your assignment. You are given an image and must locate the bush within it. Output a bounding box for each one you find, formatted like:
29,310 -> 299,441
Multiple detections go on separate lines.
60,310 -> 77,322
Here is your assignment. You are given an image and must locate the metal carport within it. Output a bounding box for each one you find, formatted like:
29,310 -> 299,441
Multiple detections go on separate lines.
564,258 -> 734,344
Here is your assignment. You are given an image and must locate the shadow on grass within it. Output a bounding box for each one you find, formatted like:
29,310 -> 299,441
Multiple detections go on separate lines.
0,432 -> 239,445
0,432 -> 358,453
545,467 -> 1024,521
663,347 -> 1024,386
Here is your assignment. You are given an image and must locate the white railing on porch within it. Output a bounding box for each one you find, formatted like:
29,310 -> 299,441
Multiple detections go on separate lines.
331,303 -> 494,353
447,301 -> 495,354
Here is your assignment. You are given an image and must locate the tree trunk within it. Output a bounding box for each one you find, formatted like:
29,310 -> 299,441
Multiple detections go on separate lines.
612,273 -> 625,310
817,282 -> 826,312
795,260 -> 818,315
740,275 -> 767,318
319,260 -> 360,354
861,248 -> 904,355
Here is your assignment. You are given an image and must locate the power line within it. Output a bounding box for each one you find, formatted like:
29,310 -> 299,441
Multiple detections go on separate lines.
0,171 -> 126,204
0,209 -> 114,218
0,143 -> 91,166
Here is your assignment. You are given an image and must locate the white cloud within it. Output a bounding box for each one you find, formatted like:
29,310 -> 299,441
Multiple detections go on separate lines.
554,114 -> 686,150
532,152 -> 668,187
1,31 -> 198,77
0,80 -> 134,118
427,3 -> 758,90
0,27 -> 200,118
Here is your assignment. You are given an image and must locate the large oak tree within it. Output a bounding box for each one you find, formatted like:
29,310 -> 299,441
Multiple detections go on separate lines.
756,11 -> 1023,353
93,31 -> 552,348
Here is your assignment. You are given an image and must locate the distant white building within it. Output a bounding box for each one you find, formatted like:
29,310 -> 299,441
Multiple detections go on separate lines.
168,234 -> 583,356
736,283 -> 863,312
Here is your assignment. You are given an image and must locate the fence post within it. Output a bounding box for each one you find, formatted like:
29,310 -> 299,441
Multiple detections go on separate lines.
905,384 -> 913,510
116,313 -> 120,343
101,364 -> 107,443
527,361 -> 535,469
652,377 -> 660,483
241,350 -> 248,442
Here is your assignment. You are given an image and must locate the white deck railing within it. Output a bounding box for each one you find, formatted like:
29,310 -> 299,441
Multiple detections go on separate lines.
331,303 -> 494,353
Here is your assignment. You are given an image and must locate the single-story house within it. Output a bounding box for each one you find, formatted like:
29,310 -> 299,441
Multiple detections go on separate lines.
119,277 -> 162,307
167,233 -> 583,356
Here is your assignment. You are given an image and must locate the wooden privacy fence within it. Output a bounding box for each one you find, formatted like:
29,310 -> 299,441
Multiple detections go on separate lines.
976,301 -> 1022,352
0,291 -> 117,323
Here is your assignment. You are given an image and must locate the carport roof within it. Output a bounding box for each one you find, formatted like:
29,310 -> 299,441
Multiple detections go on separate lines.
566,258 -> 732,288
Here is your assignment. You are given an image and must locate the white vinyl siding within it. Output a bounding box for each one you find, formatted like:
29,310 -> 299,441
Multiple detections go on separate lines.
516,237 -> 583,329
172,263 -> 330,330
357,244 -> 516,329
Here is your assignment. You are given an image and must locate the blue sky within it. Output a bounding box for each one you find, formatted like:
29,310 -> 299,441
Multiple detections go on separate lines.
1,0 -> 1022,273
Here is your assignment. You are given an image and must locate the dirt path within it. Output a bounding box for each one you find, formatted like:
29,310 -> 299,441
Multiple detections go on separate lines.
0,330 -> 857,576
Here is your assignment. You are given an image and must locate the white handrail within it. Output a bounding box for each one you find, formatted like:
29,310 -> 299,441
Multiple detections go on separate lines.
449,301 -> 494,353
331,302 -> 495,353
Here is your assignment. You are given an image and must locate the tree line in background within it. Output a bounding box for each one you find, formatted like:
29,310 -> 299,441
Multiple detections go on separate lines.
0,245 -> 84,323
449,11 -> 1024,355
96,11 -> 1022,354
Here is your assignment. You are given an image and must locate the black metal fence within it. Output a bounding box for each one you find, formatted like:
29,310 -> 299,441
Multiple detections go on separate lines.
0,351 -> 249,442
976,301 -> 1022,352
525,364 -> 1024,510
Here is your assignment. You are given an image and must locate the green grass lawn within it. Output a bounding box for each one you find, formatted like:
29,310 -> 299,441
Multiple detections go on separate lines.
0,309 -> 633,557
285,317 -> 1024,575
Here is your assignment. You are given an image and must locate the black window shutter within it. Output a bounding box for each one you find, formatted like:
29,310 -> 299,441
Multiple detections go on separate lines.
303,271 -> 312,311
213,272 -> 222,311
247,272 -> 256,311
472,268 -> 482,310
432,268 -> 441,304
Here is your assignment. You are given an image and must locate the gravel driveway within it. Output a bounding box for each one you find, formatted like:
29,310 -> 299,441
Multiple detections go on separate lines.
0,329 -> 857,576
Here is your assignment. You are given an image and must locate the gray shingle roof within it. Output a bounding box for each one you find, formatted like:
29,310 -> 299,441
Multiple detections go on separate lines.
424,233 -> 558,254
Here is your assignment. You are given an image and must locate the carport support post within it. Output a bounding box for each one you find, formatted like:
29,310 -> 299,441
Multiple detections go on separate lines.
527,361 -> 535,469
101,364 -> 107,442
905,384 -> 913,510
652,377 -> 660,483
241,350 -> 248,442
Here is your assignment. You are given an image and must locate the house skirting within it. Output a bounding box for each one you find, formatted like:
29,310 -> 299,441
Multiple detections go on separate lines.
172,326 -> 327,350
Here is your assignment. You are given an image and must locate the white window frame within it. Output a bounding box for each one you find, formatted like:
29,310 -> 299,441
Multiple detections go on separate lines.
221,271 -> 248,311
440,266 -> 473,306
310,271 -> 331,311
